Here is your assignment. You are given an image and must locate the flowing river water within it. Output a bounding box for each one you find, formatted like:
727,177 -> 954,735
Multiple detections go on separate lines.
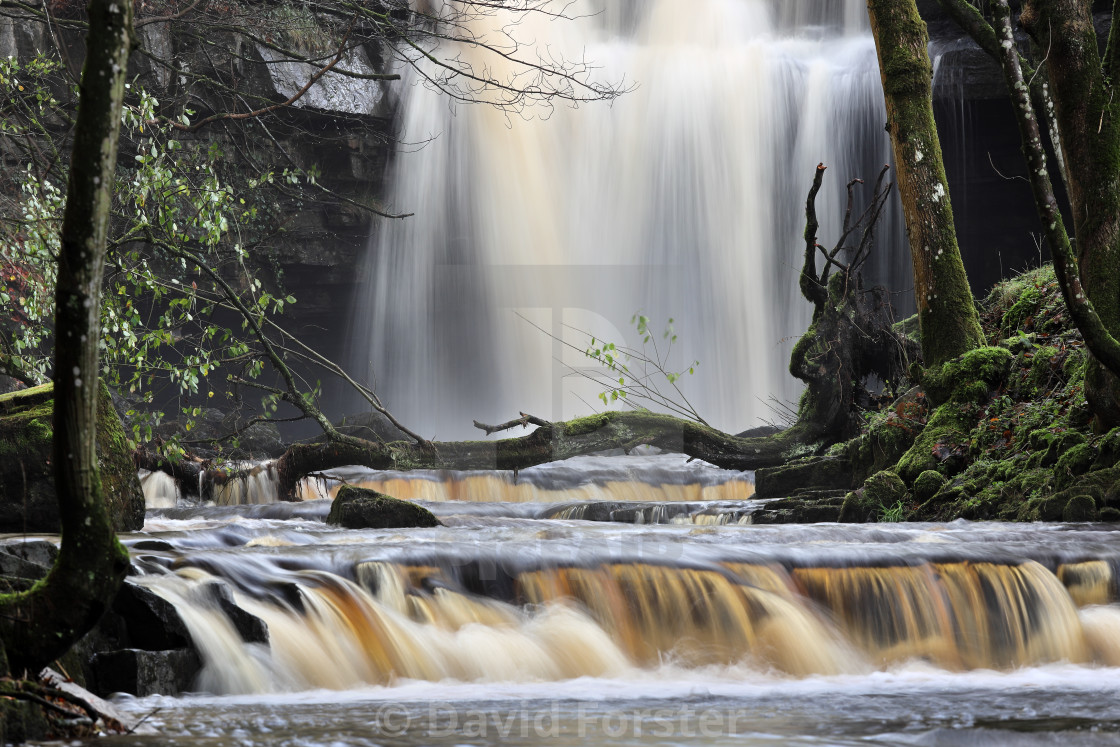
50,455 -> 1120,746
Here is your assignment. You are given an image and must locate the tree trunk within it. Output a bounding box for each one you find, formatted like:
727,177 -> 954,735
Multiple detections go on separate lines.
0,0 -> 132,675
867,0 -> 984,372
1021,0 -> 1120,427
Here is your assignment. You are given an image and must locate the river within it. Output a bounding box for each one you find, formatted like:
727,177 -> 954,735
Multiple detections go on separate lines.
50,454 -> 1120,746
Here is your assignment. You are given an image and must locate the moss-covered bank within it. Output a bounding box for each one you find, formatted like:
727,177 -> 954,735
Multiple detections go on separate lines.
833,264 -> 1120,522
0,382 -> 144,532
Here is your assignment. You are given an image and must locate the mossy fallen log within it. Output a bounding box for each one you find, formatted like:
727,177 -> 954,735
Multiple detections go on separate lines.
275,412 -> 823,501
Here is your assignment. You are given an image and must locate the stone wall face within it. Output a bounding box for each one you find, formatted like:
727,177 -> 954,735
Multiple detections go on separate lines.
0,14 -> 393,365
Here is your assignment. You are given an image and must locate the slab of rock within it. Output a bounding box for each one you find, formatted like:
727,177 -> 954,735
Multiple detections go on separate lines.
0,539 -> 58,580
754,457 -> 854,498
199,582 -> 270,644
90,648 -> 200,697
112,581 -> 193,651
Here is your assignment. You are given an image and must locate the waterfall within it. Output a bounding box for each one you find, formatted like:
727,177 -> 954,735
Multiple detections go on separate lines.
140,552 -> 1118,693
353,0 -> 909,438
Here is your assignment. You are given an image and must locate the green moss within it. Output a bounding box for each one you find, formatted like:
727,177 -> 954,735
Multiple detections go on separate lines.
1063,494 -> 1098,522
0,382 -> 143,532
840,470 -> 909,523
892,313 -> 920,341
327,485 -> 441,529
983,264 -> 1069,338
563,412 -> 616,436
922,347 -> 1013,406
1026,345 -> 1060,395
912,470 -> 946,502
1055,442 -> 1097,487
897,347 -> 1013,484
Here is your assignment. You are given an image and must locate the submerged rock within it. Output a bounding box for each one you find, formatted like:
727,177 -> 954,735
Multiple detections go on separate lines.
327,485 -> 441,529
0,382 -> 144,533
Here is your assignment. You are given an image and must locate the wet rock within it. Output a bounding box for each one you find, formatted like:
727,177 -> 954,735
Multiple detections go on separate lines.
0,538 -> 58,570
327,485 -> 442,529
129,539 -> 176,552
751,492 -> 846,524
0,542 -> 56,583
199,582 -> 270,644
90,648 -> 200,697
0,382 -> 145,533
111,581 -> 193,651
754,457 -> 853,498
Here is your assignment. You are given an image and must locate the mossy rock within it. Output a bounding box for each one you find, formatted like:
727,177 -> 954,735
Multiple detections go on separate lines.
922,347 -> 1013,406
912,470 -> 946,503
1018,492 -> 1066,522
754,456 -> 853,498
1055,442 -> 1097,487
1092,427 -> 1120,470
1100,507 -> 1120,522
0,382 -> 144,533
897,348 -> 1012,483
327,485 -> 441,529
1025,429 -> 1085,468
1063,494 -> 1098,522
749,492 -> 846,524
839,470 -> 908,523
0,696 -> 50,744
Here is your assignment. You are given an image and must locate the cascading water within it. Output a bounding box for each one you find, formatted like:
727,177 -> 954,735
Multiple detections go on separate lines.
128,512 -> 1120,697
353,0 -> 909,438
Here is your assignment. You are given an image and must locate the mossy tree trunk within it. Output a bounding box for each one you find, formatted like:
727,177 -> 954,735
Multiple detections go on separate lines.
932,0 -> 1120,428
867,0 -> 984,371
1016,0 -> 1120,427
0,0 -> 132,675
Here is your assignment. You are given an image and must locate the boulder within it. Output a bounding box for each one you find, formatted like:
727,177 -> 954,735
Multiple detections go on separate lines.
199,582 -> 270,645
111,581 -> 193,651
0,382 -> 145,533
327,485 -> 441,529
90,648 -> 200,697
0,539 -> 58,582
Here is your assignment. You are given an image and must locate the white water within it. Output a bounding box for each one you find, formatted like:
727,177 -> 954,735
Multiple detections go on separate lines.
96,511 -> 1120,745
354,0 -> 909,438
